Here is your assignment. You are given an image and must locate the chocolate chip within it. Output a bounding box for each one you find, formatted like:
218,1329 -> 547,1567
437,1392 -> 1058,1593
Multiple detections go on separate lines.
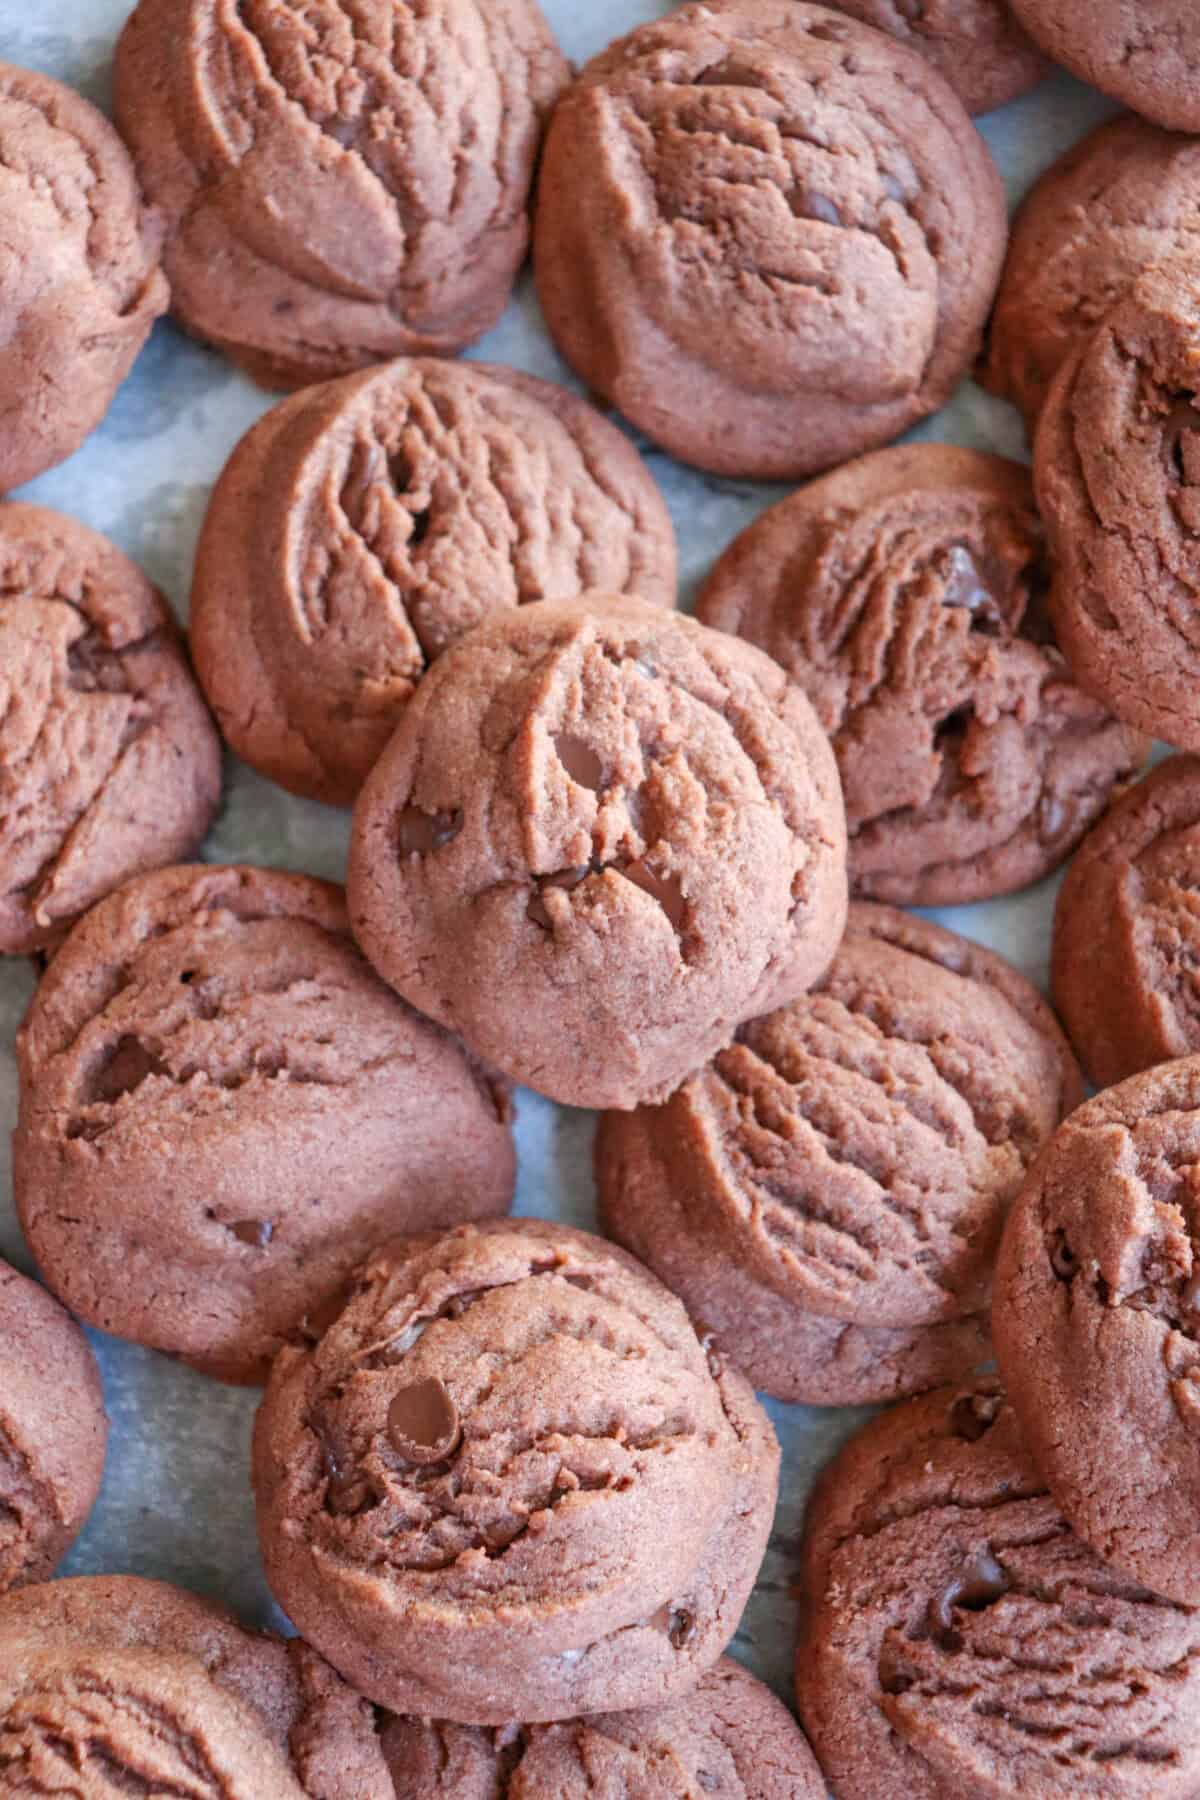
927,1549 -> 1009,1644
939,543 -> 1003,634
527,866 -> 590,930
1163,396 -> 1200,481
790,187 -> 842,226
554,733 -> 606,792
321,1443 -> 370,1517
1051,1231 -> 1078,1282
949,1385 -> 1003,1443
622,859 -> 687,930
90,1036 -> 169,1105
878,1640 -> 915,1696
668,1607 -> 696,1649
397,805 -> 462,857
388,1377 -> 461,1465
232,1219 -> 274,1247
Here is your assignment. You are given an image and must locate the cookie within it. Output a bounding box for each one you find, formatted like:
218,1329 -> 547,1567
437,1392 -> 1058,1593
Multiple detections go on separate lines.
1035,255 -> 1200,750
597,903 -> 1081,1405
0,63 -> 166,492
0,1645 -> 306,1798
191,360 -> 677,807
818,0 -> 1048,114
984,114 -> 1200,426
348,594 -> 847,1110
1053,757 -> 1200,1088
796,1377 -> 1200,1799
698,445 -> 1146,905
0,1575 -> 395,1796
13,864 -> 515,1384
114,0 -> 568,388
1008,0 -> 1200,133
533,0 -> 1007,480
252,1219 -> 780,1722
994,1060 -> 1200,1606
0,1263 -> 107,1593
381,1659 -> 825,1797
0,502 -> 222,956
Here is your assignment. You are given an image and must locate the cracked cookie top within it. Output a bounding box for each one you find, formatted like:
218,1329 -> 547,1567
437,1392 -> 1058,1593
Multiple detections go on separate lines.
190,359 -> 677,806
533,0 -> 1007,480
0,62 -> 167,490
13,864 -> 515,1383
0,503 -> 222,957
797,1377 -> 1200,1799
114,0 -> 568,387
347,594 -> 848,1110
995,1058 -> 1200,1606
698,444 -> 1147,905
252,1219 -> 779,1723
815,0 -> 1047,115
1008,0 -> 1200,134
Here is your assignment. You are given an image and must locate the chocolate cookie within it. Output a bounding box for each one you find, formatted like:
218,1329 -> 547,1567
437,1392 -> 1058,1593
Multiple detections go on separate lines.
114,0 -> 568,388
0,1263 -> 107,1593
0,1575 -> 395,1796
1008,0 -> 1200,133
994,1060 -> 1200,1605
698,445 -> 1145,905
984,114 -> 1200,426
253,1219 -> 780,1722
533,0 -> 1007,480
796,1377 -> 1200,1798
1035,255 -> 1200,750
14,864 -> 515,1384
0,1646 -> 306,1798
381,1660 -> 824,1797
0,503 -> 222,956
191,360 -> 677,807
819,0 -> 1048,114
597,903 -> 1080,1406
0,63 -> 166,492
1053,756 -> 1200,1088
348,594 -> 847,1109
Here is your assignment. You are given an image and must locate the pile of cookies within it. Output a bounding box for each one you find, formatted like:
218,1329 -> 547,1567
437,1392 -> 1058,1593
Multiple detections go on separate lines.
3,0 -> 1200,1792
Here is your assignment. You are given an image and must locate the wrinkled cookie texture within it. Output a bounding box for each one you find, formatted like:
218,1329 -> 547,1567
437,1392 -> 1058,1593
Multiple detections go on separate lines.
0,1646 -> 307,1798
994,1060 -> 1200,1606
698,445 -> 1145,905
533,0 -> 1007,480
597,903 -> 1080,1405
0,62 -> 166,491
252,1220 -> 780,1722
114,0 -> 568,388
14,864 -> 515,1384
0,1265 -> 107,1595
348,595 -> 847,1109
380,1659 -> 824,1797
0,1575 -> 396,1798
191,360 -> 677,806
1008,0 -> 1200,132
1036,256 -> 1200,751
984,114 -> 1200,426
796,1378 -> 1200,1799
818,0 -> 1048,114
1053,756 -> 1200,1088
0,503 -> 222,957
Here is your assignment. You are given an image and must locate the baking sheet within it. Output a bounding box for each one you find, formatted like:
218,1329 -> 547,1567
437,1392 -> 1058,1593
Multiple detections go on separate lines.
0,0 -> 1119,1710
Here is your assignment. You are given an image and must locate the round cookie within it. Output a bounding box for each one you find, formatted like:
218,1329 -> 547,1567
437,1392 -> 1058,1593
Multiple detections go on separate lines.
698,445 -> 1146,905
994,1060 -> 1200,1605
0,1262 -> 107,1593
0,1645 -> 306,1798
1035,255 -> 1200,750
381,1660 -> 825,1797
1008,0 -> 1200,133
0,63 -> 166,492
114,0 -> 568,388
13,863 -> 516,1384
984,114 -> 1200,426
796,1377 -> 1200,1799
533,0 -> 1008,480
0,503 -> 222,956
597,903 -> 1081,1405
191,360 -> 677,807
347,594 -> 847,1110
818,0 -> 1048,114
0,1575 -> 395,1796
253,1219 -> 780,1723
1053,756 -> 1200,1088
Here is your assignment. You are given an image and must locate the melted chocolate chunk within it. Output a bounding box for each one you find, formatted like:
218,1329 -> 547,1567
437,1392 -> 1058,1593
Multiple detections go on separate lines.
668,1607 -> 696,1649
90,1036 -> 169,1105
1163,396 -> 1200,482
554,732 -> 606,792
949,1384 -> 1003,1443
1051,1231 -> 1079,1282
232,1218 -> 274,1247
388,1377 -> 462,1465
397,806 -> 463,857
939,543 -> 1004,634
622,859 -> 687,930
927,1549 -> 1009,1644
527,866 -> 590,930
790,188 -> 842,226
